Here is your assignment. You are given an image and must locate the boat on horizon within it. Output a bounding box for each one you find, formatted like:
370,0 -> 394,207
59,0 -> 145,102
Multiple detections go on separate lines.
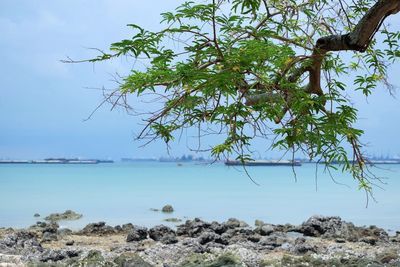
224,159 -> 301,166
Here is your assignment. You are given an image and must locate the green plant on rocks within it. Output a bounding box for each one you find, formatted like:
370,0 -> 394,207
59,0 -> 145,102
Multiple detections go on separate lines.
164,218 -> 182,223
113,253 -> 153,267
180,253 -> 241,267
260,253 -> 400,267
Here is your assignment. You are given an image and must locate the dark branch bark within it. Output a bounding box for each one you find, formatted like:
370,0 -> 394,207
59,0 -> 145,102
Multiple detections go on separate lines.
308,0 -> 400,95
245,0 -> 400,119
316,0 -> 400,52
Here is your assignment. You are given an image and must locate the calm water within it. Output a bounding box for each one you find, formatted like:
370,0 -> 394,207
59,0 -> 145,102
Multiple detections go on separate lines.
0,162 -> 399,232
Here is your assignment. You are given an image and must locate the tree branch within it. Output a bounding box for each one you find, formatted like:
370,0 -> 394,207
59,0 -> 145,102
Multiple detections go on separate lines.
316,0 -> 400,52
245,0 -> 400,113
307,0 -> 400,96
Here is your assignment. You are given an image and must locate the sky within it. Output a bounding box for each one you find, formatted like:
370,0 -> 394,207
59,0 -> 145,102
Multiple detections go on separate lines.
0,1 -> 399,160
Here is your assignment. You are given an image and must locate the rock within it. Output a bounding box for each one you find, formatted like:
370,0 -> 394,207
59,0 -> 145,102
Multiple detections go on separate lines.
210,221 -> 227,235
214,236 -> 229,245
149,225 -> 174,241
57,228 -> 73,236
39,249 -> 67,262
247,234 -> 261,243
149,225 -> 177,244
113,253 -> 153,267
28,222 -> 59,243
222,218 -> 248,229
390,233 -> 400,243
296,215 -> 343,237
221,229 -> 238,241
198,231 -> 219,245
162,205 -> 174,213
361,225 -> 389,242
29,221 -> 59,234
2,217 -> 399,266
114,225 -> 123,232
181,238 -> 208,253
295,215 -> 389,242
255,224 -> 275,236
238,228 -> 254,236
360,236 -> 378,245
41,232 -> 58,242
221,228 -> 255,244
0,231 -> 43,255
65,240 -> 75,246
80,222 -> 116,236
35,221 -> 47,228
44,210 -> 82,222
160,234 -> 178,244
122,223 -> 134,232
44,223 -> 59,234
65,249 -> 80,258
177,218 -> 211,237
292,237 -> 316,254
259,235 -> 287,248
275,223 -> 296,232
34,213 -> 40,217
224,218 -> 241,229
126,226 -> 148,242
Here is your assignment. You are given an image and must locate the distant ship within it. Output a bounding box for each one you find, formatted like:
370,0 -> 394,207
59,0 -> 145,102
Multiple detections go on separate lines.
96,159 -> 114,163
225,159 -> 301,166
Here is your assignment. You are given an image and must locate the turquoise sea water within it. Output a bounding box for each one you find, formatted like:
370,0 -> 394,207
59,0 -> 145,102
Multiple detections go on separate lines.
0,162 -> 399,232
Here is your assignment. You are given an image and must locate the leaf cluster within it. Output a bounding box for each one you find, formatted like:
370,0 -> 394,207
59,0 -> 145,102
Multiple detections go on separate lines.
80,0 -> 400,195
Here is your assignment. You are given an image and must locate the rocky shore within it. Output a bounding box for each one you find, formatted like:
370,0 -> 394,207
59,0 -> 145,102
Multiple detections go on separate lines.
1,215 -> 399,266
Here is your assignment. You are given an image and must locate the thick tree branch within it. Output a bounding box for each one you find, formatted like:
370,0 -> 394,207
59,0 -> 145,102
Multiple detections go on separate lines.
316,0 -> 400,52
308,0 -> 400,95
245,0 -> 400,116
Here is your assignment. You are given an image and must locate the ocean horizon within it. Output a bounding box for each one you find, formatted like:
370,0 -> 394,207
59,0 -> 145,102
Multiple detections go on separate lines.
1,162 -> 399,233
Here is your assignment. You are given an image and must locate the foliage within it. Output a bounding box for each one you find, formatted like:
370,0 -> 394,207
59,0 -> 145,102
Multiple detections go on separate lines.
68,0 -> 400,197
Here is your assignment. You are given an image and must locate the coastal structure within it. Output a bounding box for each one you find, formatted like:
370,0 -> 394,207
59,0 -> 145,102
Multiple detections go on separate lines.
0,158 -> 114,164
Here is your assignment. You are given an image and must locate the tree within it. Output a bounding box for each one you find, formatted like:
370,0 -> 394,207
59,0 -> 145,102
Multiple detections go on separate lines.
65,0 -> 400,197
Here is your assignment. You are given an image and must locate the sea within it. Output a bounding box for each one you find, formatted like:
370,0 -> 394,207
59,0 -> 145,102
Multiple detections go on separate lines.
0,162 -> 399,233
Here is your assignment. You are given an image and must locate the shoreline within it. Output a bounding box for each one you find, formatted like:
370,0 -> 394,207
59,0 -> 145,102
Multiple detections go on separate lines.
1,215 -> 399,266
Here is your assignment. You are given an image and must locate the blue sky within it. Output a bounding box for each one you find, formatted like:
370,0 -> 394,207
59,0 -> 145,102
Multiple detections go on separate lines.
0,1 -> 399,160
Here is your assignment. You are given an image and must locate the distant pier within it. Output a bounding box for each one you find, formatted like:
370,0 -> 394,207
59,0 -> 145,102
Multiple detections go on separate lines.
0,158 -> 114,164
